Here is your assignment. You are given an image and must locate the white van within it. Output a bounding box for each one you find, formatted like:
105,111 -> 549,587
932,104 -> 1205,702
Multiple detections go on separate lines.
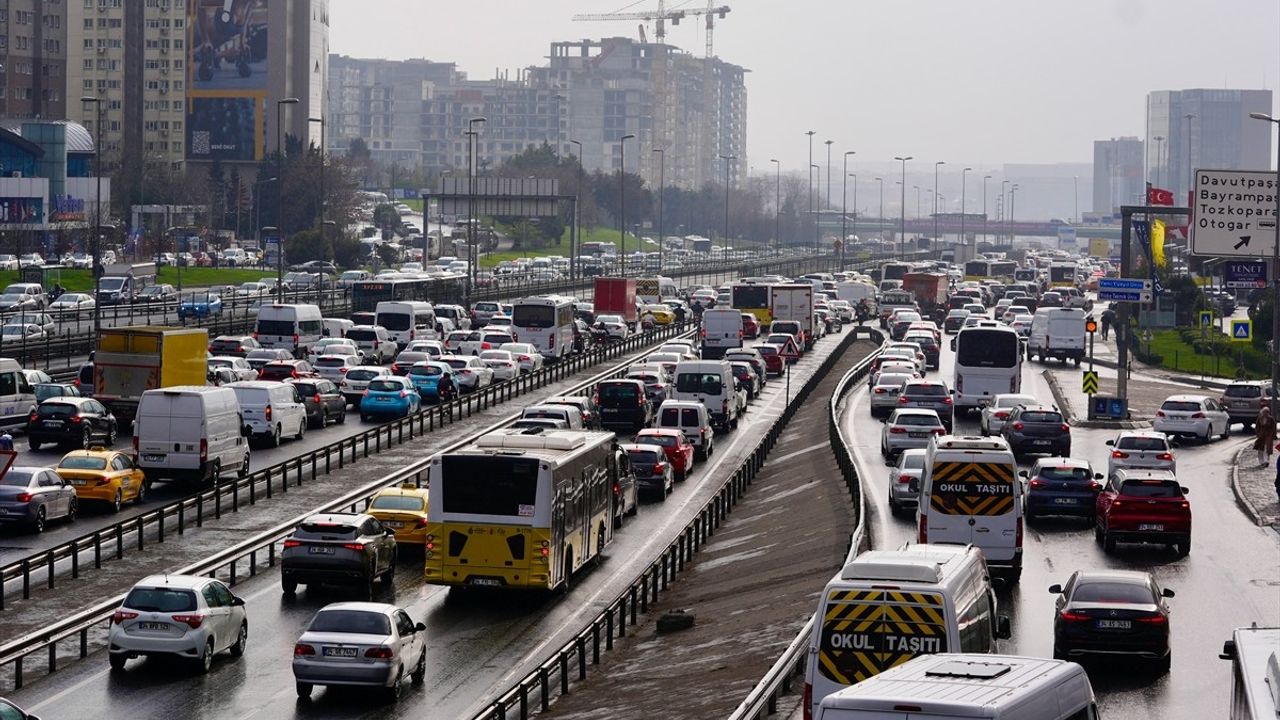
700,308 -> 744,360
321,318 -> 354,339
805,544 -> 1010,720
520,404 -> 585,429
375,301 -> 437,348
655,400 -> 714,459
0,358 -> 36,430
1027,307 -> 1086,365
227,381 -> 307,448
254,304 -> 323,358
814,654 -> 1096,720
134,386 -> 250,484
917,435 -> 1023,583
671,360 -> 739,431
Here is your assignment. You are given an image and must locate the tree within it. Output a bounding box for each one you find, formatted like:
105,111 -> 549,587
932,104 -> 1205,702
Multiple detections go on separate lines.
285,228 -> 327,262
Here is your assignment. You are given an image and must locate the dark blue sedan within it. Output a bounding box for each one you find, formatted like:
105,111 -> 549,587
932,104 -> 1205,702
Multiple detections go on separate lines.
1021,458 -> 1102,522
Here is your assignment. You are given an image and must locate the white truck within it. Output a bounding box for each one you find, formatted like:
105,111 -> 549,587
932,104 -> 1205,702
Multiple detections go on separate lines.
769,284 -> 815,349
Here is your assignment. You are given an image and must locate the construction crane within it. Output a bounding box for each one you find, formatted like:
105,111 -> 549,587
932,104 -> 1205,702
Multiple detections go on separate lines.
572,1 -> 729,57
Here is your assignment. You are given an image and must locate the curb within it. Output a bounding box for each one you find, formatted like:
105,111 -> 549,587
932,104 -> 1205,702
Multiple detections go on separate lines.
1229,444 -> 1272,527
1042,369 -> 1149,430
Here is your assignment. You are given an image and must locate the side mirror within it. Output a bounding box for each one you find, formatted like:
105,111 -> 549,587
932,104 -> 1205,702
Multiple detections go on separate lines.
1018,470 -> 1029,478
1094,473 -> 1104,480
995,615 -> 1012,640
1180,486 -> 1190,494
1162,588 -> 1176,598
415,621 -> 427,633
1048,583 -> 1063,594
1104,439 -> 1114,446
230,595 -> 246,607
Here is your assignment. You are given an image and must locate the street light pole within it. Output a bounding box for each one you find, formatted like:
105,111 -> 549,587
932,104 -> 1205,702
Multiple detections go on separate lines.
770,159 -> 780,254
825,140 -> 834,248
719,154 -> 735,246
1009,184 -> 1020,243
933,160 -> 945,241
961,167 -> 972,252
811,161 -> 820,253
619,133 -> 635,275
1072,175 -> 1078,225
1183,113 -> 1196,204
274,97 -> 299,301
894,156 -> 912,258
842,151 -> 854,269
1000,180 -> 1010,243
653,147 -> 665,273
308,116 -> 328,259
81,95 -> 104,336
466,116 -> 486,295
806,130 -> 816,252
983,175 -> 992,245
875,177 -> 884,248
569,139 -> 582,282
1247,112 -> 1280,413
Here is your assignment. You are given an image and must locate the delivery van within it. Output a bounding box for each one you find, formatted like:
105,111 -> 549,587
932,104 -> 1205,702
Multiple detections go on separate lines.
134,386 -> 250,484
700,308 -> 744,360
0,357 -> 37,430
917,435 -> 1023,583
1027,307 -> 1086,365
805,544 -> 1010,720
671,360 -> 739,431
254,304 -> 323,357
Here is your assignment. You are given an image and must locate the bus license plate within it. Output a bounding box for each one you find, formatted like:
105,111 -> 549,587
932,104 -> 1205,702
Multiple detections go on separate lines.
1138,523 -> 1164,531
1096,619 -> 1131,630
470,577 -> 502,587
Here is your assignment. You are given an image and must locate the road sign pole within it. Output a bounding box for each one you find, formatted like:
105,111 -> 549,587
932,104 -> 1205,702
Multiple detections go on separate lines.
1117,210 -> 1131,401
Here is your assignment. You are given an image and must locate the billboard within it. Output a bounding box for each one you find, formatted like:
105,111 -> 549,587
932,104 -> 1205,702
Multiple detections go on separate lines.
187,0 -> 269,162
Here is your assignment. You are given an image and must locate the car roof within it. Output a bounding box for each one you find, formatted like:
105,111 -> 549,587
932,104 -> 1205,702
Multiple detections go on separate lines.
132,574 -> 211,590
42,396 -> 92,407
1116,429 -> 1167,439
1163,394 -> 1210,403
372,485 -> 429,499
1071,569 -> 1154,586
891,408 -> 941,418
313,601 -> 398,615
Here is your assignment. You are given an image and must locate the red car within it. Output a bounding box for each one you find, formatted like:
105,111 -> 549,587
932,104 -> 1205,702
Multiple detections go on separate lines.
740,313 -> 760,339
765,333 -> 802,363
756,344 -> 784,377
1095,469 -> 1192,557
634,428 -> 695,481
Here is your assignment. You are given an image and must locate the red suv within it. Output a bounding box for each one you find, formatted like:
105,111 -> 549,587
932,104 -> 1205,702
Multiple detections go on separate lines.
756,344 -> 784,377
634,428 -> 695,481
1096,469 -> 1191,557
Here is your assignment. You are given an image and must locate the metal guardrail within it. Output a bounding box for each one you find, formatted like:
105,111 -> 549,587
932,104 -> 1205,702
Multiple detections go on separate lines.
726,327 -> 885,720
470,322 -> 868,720
0,321 -> 697,692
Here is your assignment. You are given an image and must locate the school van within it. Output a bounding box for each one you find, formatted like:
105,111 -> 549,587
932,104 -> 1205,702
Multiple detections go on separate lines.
134,386 -> 250,484
671,359 -> 739,430
700,307 -> 744,360
813,653 -> 1096,720
1027,307 -> 1086,365
253,304 -> 323,357
805,544 -> 1010,720
375,301 -> 437,348
0,357 -> 37,430
917,435 -> 1023,583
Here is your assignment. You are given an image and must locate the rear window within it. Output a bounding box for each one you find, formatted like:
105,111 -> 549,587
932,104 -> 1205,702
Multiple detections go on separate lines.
123,587 -> 197,613
346,368 -> 383,382
308,609 -> 391,635
1225,384 -> 1262,398
676,372 -> 723,395
296,522 -> 358,539
0,470 -> 33,486
409,365 -> 444,376
58,456 -> 108,470
756,346 -> 777,356
259,365 -> 296,379
367,380 -> 404,392
1120,480 -> 1183,498
626,449 -> 662,464
1070,581 -> 1153,605
447,332 -> 471,342
484,334 -> 511,345
1037,466 -> 1092,482
904,384 -> 947,397
38,402 -> 77,417
315,357 -> 347,367
902,454 -> 925,470
637,434 -> 676,447
291,382 -> 319,395
895,414 -> 941,426
600,383 -> 639,401
1116,436 -> 1168,451
346,329 -> 378,342
659,407 -> 702,426
370,495 -> 425,512
1020,411 -> 1063,423
443,359 -> 467,370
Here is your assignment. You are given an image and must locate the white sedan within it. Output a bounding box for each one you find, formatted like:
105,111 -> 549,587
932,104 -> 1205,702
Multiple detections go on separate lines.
594,314 -> 629,340
313,354 -> 363,382
478,350 -> 520,381
980,393 -> 1038,436
308,339 -> 363,362
439,355 -> 494,392
403,340 -> 445,358
1,323 -> 45,342
49,293 -> 95,319
209,356 -> 258,381
498,342 -> 545,374
1152,394 -> 1231,442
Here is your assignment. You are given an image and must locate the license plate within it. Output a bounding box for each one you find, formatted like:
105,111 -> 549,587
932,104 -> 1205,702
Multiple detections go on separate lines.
1096,619 -> 1131,630
1031,439 -> 1051,445
385,521 -> 404,528
308,546 -> 335,554
45,420 -> 63,427
1138,523 -> 1164,531
322,646 -> 358,658
471,577 -> 502,587
1053,498 -> 1077,504
138,622 -> 169,631
909,432 -> 927,438
71,479 -> 86,486
143,454 -> 164,462
377,397 -> 392,403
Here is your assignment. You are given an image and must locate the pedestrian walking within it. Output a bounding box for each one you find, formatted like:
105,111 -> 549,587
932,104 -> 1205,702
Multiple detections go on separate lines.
1100,308 -> 1116,340
1254,405 -> 1276,467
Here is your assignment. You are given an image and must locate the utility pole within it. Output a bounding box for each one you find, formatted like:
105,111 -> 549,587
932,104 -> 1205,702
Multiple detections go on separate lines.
619,133 -> 635,275
569,139 -> 583,281
653,147 -> 665,272
933,160 -> 945,242
806,130 -> 816,253
961,167 -> 971,252
894,156 -> 912,257
770,159 -> 780,255
983,175 -> 991,246
842,151 -> 854,270
825,139 -> 834,253
719,154 -> 735,245
1247,112 -> 1280,413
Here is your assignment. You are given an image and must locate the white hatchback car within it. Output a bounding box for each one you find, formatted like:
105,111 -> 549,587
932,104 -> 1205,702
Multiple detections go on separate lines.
1152,394 -> 1230,442
293,602 -> 426,701
108,574 -> 248,673
1106,430 -> 1177,476
498,342 -> 545,374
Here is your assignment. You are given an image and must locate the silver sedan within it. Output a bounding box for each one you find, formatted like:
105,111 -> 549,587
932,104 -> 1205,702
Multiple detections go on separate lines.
293,602 -> 426,701
880,408 -> 945,460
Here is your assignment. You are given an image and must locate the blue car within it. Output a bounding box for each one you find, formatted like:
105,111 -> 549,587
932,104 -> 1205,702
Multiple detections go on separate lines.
406,361 -> 457,403
1022,457 -> 1103,522
359,376 -> 421,421
177,292 -> 223,320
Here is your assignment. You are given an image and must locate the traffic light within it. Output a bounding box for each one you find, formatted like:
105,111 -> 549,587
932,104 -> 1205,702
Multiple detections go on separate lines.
1085,317 -> 1098,334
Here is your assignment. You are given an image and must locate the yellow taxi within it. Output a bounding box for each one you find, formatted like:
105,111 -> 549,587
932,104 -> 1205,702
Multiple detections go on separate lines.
642,304 -> 675,325
367,483 -> 430,545
54,447 -> 147,512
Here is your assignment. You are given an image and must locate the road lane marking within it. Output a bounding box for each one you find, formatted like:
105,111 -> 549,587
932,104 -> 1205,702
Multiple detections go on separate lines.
769,442 -> 829,465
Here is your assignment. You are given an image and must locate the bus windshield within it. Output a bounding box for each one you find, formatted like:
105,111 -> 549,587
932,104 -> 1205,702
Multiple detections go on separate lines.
732,285 -> 769,308
440,456 -> 540,517
956,330 -> 1019,368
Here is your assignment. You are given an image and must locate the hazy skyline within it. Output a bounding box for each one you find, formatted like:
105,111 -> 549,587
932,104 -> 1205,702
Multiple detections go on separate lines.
330,0 -> 1280,174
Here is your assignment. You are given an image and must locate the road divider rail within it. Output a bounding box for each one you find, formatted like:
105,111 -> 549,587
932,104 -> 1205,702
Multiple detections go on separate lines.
468,324 -> 871,720
725,327 -> 885,720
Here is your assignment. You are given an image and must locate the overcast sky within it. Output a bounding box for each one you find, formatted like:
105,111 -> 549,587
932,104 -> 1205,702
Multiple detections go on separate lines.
330,0 -> 1280,174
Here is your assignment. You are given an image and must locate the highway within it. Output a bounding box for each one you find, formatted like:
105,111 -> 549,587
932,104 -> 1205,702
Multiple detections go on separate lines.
842,326 -> 1280,718
0,322 -> 849,720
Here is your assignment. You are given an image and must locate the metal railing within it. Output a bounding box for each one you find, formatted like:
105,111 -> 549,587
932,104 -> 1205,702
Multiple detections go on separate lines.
726,327 -> 884,720
469,323 -> 869,720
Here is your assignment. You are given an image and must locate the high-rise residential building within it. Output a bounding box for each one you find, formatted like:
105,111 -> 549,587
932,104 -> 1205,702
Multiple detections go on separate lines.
328,36 -> 749,192
1146,88 -> 1273,203
0,1 -> 69,121
1092,137 -> 1144,215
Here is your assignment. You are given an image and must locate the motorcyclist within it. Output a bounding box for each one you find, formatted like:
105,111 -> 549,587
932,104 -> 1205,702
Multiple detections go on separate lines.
855,299 -> 870,324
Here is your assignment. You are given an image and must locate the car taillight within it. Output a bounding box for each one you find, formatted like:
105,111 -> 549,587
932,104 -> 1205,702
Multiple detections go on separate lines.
1060,423 -> 1071,432
132,436 -> 139,454
14,492 -> 32,502
898,396 -> 909,404
941,396 -> 953,405
1060,610 -> 1090,622
171,614 -> 204,629
1155,410 -> 1166,418
613,482 -> 621,495
292,333 -> 299,347
1156,452 -> 1174,461
1136,615 -> 1168,625
918,514 -> 927,544
294,643 -> 316,656
1111,450 -> 1128,459
1011,422 -> 1024,431
482,342 -> 492,350
362,389 -> 370,397
28,411 -> 37,422
252,332 -> 259,340
1191,412 -> 1205,419
1016,516 -> 1023,546
956,374 -> 964,392
199,438 -> 208,462
519,355 -> 530,362
1028,478 -> 1046,488
874,387 -> 886,394
343,543 -> 365,552
111,609 -> 140,625
69,415 -> 83,424
364,646 -> 394,659
933,428 -> 946,435
890,427 -> 906,434
283,539 -> 302,549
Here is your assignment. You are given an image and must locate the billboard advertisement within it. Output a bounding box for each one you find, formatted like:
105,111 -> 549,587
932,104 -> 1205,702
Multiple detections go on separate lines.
187,0 -> 268,162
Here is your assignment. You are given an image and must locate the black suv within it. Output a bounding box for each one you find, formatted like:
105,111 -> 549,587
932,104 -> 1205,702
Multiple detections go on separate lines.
281,513 -> 397,598
1002,404 -> 1071,457
27,397 -> 117,450
596,379 -> 653,432
288,378 -> 348,428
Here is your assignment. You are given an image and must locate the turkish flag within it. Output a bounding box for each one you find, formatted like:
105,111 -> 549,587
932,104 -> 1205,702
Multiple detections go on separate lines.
1148,187 -> 1174,206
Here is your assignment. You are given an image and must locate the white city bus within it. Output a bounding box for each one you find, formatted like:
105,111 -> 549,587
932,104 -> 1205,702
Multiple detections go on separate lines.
953,323 -> 1023,413
512,295 -> 576,361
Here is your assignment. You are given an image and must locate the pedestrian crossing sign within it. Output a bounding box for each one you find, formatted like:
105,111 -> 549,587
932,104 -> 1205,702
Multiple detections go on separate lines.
1199,310 -> 1213,328
1231,319 -> 1252,343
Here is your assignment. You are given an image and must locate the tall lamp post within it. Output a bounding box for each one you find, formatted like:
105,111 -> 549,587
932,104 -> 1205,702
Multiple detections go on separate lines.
874,177 -> 884,246
274,97 -> 299,301
841,151 -> 855,269
653,147 -> 665,272
805,130 -> 816,252
824,139 -> 834,234
933,160 -> 946,241
1247,111 -> 1280,412
811,164 -> 820,252
253,176 -> 277,287
894,156 -> 912,257
569,139 -> 582,281
982,175 -> 992,245
719,154 -> 735,246
1009,184 -> 1020,242
961,167 -> 972,251
1072,174 -> 1078,225
1000,180 -> 1010,243
466,116 -> 486,295
81,95 -> 104,336
1183,113 -> 1196,204
618,133 -> 635,275
307,116 -> 328,258
769,159 -> 781,255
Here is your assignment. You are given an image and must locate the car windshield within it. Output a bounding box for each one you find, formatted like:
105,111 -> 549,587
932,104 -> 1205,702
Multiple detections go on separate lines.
1120,480 -> 1183,498
370,495 -> 425,512
1037,466 -> 1092,482
1116,436 -> 1168,451
1070,581 -> 1154,605
123,587 -> 197,613
368,380 -> 405,392
308,609 -> 392,636
58,456 -> 108,470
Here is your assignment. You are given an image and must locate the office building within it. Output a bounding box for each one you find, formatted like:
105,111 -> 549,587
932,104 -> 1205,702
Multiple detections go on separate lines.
0,1 -> 68,121
1092,137 -> 1144,215
0,120 -> 109,237
1146,88 -> 1273,203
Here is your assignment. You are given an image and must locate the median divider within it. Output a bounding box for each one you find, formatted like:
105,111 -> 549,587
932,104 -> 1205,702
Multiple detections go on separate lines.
725,326 -> 884,720
468,324 -> 872,720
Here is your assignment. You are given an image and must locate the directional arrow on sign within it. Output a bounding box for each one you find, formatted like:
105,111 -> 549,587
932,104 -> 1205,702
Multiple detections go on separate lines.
1234,236 -> 1251,251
